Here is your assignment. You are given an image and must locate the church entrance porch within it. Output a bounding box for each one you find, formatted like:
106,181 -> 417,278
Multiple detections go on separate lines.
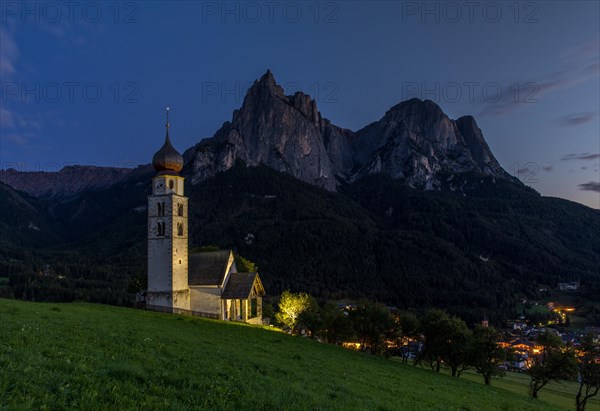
223,297 -> 263,324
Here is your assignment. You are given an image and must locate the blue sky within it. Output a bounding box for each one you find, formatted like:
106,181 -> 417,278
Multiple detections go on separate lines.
1,1 -> 598,208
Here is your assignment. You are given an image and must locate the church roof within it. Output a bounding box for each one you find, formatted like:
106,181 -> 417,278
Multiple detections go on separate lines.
188,250 -> 232,286
221,272 -> 264,300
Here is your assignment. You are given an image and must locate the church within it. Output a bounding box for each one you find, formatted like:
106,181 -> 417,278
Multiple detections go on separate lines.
145,110 -> 265,324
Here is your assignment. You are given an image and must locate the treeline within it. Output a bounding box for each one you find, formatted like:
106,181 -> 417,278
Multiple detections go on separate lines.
274,291 -> 600,410
190,164 -> 600,324
0,247 -> 141,306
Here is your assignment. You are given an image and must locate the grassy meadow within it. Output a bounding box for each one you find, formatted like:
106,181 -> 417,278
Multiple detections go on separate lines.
427,367 -> 599,410
0,299 -> 573,410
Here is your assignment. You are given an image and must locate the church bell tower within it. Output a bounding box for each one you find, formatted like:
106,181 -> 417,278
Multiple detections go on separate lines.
147,108 -> 190,312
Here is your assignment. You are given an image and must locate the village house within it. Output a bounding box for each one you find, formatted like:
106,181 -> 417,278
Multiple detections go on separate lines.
557,281 -> 580,291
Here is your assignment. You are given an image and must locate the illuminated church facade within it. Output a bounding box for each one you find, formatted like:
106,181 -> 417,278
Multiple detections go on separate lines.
146,110 -> 265,324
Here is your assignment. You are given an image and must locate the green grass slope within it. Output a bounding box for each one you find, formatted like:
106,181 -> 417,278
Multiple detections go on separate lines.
0,299 -> 563,410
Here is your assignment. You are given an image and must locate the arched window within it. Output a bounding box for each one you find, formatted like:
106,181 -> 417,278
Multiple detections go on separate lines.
157,203 -> 162,216
177,222 -> 183,236
177,203 -> 184,216
169,180 -> 174,189
157,221 -> 165,236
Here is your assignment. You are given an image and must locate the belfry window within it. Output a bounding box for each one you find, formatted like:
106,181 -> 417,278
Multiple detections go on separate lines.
177,203 -> 184,216
157,202 -> 166,217
169,180 -> 174,189
157,221 -> 165,236
177,222 -> 183,236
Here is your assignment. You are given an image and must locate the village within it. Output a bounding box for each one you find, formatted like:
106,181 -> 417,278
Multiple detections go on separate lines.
312,294 -> 600,375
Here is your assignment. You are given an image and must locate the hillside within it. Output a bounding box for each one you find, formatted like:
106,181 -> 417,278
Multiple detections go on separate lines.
1,164 -> 599,324
0,298 -> 564,410
0,183 -> 60,250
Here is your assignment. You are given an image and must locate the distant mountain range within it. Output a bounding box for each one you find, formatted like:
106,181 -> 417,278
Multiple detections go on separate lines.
0,165 -> 142,199
1,71 -> 598,324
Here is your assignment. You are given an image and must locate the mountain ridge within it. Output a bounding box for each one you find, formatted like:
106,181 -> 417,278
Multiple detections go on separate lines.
0,71 -> 535,201
0,165 -> 138,199
187,70 -> 511,191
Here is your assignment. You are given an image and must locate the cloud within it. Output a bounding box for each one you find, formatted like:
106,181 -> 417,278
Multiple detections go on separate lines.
578,181 -> 600,192
558,112 -> 597,127
542,165 -> 553,172
585,61 -> 600,75
0,107 -> 43,131
561,153 -> 600,161
3,133 -> 28,146
564,37 -> 600,64
0,27 -> 19,77
477,76 -> 577,118
478,37 -> 600,118
0,108 -> 16,128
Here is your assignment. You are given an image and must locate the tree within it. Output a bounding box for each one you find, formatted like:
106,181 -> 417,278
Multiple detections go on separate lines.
528,332 -> 578,399
576,333 -> 600,411
261,299 -> 275,323
275,290 -> 313,333
297,298 -> 321,338
349,300 -> 394,354
416,309 -> 450,373
441,316 -> 472,378
397,311 -> 418,365
234,255 -> 258,273
470,325 -> 506,385
319,302 -> 353,345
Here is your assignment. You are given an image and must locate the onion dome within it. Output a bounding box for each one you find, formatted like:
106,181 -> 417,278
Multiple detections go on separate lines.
152,108 -> 184,174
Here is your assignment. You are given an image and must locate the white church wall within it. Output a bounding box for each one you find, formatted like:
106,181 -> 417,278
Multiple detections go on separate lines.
147,238 -> 172,292
165,176 -> 185,196
171,196 -> 188,293
190,287 -> 222,316
172,237 -> 188,292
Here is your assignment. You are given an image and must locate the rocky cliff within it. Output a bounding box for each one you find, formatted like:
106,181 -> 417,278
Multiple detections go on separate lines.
186,71 -> 508,190
350,99 -> 509,189
186,70 -> 349,190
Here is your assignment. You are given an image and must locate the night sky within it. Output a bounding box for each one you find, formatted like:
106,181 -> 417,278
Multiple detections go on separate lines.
1,1 -> 598,208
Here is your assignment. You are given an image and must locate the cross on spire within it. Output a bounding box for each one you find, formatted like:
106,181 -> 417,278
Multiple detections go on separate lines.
166,106 -> 170,129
